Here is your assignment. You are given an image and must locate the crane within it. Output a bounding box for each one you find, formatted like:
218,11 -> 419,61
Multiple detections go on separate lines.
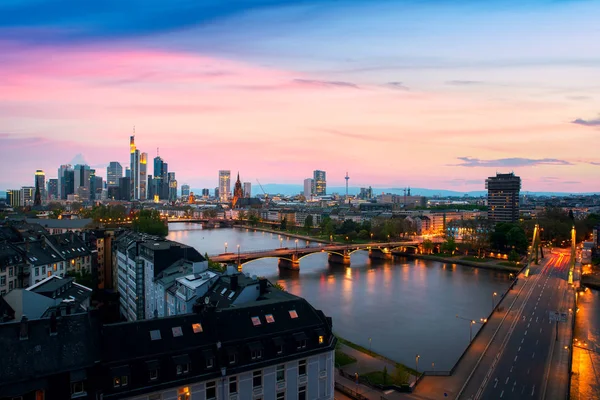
256,179 -> 269,206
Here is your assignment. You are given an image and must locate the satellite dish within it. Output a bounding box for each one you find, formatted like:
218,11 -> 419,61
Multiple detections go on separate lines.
204,297 -> 210,305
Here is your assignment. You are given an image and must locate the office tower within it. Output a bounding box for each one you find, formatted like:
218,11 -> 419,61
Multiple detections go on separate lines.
153,156 -> 170,200
74,164 -> 91,201
304,178 -> 314,199
47,179 -> 58,200
57,164 -> 71,199
130,136 -> 141,200
106,162 -> 123,187
167,172 -> 177,202
62,170 -> 75,200
486,172 -> 521,223
7,189 -> 22,207
214,187 -> 219,199
118,177 -> 131,201
181,185 -> 190,198
202,188 -> 210,198
359,186 -> 373,200
313,170 -> 326,196
125,167 -> 131,178
140,152 -> 148,200
91,175 -> 103,201
21,186 -> 35,206
34,170 -> 46,203
243,182 -> 251,198
218,170 -> 231,201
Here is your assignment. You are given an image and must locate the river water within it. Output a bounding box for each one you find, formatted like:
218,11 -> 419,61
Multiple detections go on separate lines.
168,223 -> 512,371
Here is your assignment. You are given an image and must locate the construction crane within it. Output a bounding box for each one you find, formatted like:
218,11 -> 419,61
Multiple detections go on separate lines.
256,179 -> 269,207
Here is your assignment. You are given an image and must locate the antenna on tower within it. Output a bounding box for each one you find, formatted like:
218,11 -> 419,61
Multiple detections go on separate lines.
345,172 -> 350,203
157,147 -> 159,157
133,125 -> 135,135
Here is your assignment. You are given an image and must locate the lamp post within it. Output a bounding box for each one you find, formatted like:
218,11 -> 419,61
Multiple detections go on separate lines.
295,239 -> 298,252
415,355 -> 420,380
280,237 -> 283,248
370,233 -> 374,241
432,362 -> 435,373
470,320 -> 476,342
224,242 -> 228,253
492,292 -> 497,310
369,337 -> 372,352
456,315 -> 484,342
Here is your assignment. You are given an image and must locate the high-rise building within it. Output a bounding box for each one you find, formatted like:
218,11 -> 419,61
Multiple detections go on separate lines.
57,164 -> 71,199
125,167 -> 131,178
214,187 -> 219,199
74,164 -> 91,201
61,169 -> 75,200
106,162 -> 123,187
130,136 -> 141,200
313,170 -> 326,196
218,170 -> 231,201
34,170 -> 46,203
486,172 -> 521,223
6,189 -> 22,207
153,156 -> 170,200
168,172 -> 177,202
202,188 -> 210,198
181,184 -> 190,198
21,186 -> 35,206
140,152 -> 148,200
47,178 -> 58,200
304,178 -> 314,199
243,182 -> 251,198
118,177 -> 131,201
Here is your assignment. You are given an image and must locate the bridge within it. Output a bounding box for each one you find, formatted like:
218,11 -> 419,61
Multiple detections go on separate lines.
209,240 -> 441,270
166,217 -> 235,227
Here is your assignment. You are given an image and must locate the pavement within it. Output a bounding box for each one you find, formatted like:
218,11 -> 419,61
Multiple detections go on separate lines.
458,250 -> 573,400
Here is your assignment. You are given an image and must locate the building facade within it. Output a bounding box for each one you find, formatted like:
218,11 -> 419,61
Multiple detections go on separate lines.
107,162 -> 123,187
219,170 -> 231,202
303,178 -> 313,199
47,178 -> 58,200
486,173 -> 521,223
35,170 -> 46,203
313,170 -> 326,196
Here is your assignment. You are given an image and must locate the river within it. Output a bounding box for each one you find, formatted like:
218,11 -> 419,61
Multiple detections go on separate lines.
168,223 -> 512,371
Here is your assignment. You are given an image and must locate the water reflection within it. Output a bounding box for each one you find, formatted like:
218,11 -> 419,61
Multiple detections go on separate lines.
168,225 -> 511,370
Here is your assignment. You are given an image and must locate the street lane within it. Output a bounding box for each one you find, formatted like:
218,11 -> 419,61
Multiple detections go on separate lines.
476,250 -> 571,400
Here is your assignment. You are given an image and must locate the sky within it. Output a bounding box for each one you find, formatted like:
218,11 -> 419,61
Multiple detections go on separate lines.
1,0 -> 599,193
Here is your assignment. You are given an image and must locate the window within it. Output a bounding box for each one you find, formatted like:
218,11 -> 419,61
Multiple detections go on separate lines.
253,370 -> 262,388
53,264 -> 57,271
220,287 -> 227,295
229,376 -> 238,394
318,335 -> 324,344
265,314 -> 275,323
277,344 -> 284,355
277,392 -> 285,400
71,381 -> 85,397
113,377 -> 121,388
42,266 -> 46,274
35,390 -> 45,400
251,316 -> 261,326
206,381 -> 216,400
251,349 -> 262,360
172,326 -> 183,337
298,385 -> 306,400
149,369 -> 158,381
9,267 -> 13,277
176,363 -> 189,375
9,281 -> 13,290
0,276 -> 5,286
289,310 -> 298,319
206,357 -> 214,369
192,323 -> 203,333
297,339 -> 307,350
299,360 -> 306,376
121,375 -> 128,387
229,353 -> 236,364
35,268 -> 39,276
150,330 -> 161,341
277,365 -> 285,382
178,387 -> 190,400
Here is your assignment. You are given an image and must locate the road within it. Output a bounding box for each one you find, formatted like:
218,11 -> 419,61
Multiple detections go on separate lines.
461,249 -> 571,400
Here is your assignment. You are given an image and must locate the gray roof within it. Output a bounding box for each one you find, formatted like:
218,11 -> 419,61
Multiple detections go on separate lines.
3,290 -> 55,320
26,218 -> 93,230
14,240 -> 62,267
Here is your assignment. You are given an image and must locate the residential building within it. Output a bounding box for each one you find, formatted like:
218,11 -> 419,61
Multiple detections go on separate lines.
219,170 -> 231,201
313,170 -> 326,196
304,178 -> 314,199
0,242 -> 25,296
6,189 -> 22,208
113,232 -> 205,321
20,186 -> 35,206
107,161 -> 123,187
486,172 -> 521,223
244,182 -> 252,198
0,280 -> 336,400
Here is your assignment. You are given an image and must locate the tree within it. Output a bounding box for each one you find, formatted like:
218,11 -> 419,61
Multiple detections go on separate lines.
422,239 -> 434,254
247,210 -> 260,226
66,269 -> 94,290
441,236 -> 457,255
237,210 -> 247,221
280,217 -> 287,231
320,216 -> 335,237
304,215 -> 314,232
508,249 -> 520,263
202,208 -> 218,219
132,209 -> 168,236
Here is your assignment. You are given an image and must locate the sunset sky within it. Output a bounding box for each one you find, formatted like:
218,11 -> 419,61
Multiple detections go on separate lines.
1,0 -> 599,192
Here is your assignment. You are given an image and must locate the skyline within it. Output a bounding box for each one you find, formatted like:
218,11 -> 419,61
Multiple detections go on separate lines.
1,0 -> 599,191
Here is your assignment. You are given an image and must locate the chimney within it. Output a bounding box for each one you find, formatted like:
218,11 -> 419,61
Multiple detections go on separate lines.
230,275 -> 238,291
50,313 -> 57,336
258,278 -> 267,295
19,316 -> 29,340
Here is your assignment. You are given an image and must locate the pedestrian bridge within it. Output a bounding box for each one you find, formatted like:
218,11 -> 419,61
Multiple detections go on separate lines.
209,239 -> 442,270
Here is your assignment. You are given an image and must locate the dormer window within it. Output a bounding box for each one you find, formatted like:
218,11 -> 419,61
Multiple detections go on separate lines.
289,310 -> 298,319
265,314 -> 275,323
293,332 -> 308,350
174,355 -> 190,375
251,316 -> 261,326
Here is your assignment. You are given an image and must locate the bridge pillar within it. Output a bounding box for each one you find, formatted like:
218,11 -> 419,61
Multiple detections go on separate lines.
278,254 -> 300,270
328,252 -> 351,266
369,249 -> 393,260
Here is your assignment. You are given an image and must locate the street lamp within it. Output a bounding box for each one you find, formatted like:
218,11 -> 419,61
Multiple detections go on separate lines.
280,237 -> 283,248
369,337 -> 372,352
370,233 -> 374,241
415,355 -> 420,378
431,362 -> 435,372
470,320 -> 476,342
295,239 -> 298,252
224,242 -> 228,253
492,292 -> 497,310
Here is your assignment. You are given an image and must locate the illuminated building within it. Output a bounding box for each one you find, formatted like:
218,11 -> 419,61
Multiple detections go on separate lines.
232,173 -> 244,208
313,170 -> 326,196
106,162 -> 123,187
130,135 -> 141,200
219,170 -> 231,202
486,172 -> 521,223
34,170 -> 46,204
140,152 -> 148,200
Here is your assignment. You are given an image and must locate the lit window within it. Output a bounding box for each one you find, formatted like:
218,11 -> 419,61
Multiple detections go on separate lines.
113,377 -> 120,388
178,386 -> 190,400
265,314 -> 275,323
192,323 -> 203,333
172,326 -> 183,337
318,335 -> 324,344
206,382 -> 216,400
289,310 -> 298,319
251,316 -> 261,326
150,330 -> 161,341
36,390 -> 45,400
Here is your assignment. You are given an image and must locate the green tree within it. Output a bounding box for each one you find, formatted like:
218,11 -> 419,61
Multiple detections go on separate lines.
304,214 -> 314,232
422,239 -> 434,254
202,208 -> 218,219
320,216 -> 335,237
132,209 -> 168,236
441,236 -> 457,255
280,217 -> 287,231
508,249 -> 520,263
66,269 -> 94,290
237,210 -> 247,221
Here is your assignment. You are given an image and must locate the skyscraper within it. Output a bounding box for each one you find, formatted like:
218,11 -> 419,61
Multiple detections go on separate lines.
313,170 -> 326,196
181,185 -> 190,198
34,170 -> 46,203
304,178 -> 314,199
57,164 -> 71,199
153,156 -> 169,200
74,164 -> 91,201
47,179 -> 58,200
218,170 -> 231,202
486,172 -> 521,223
106,162 -> 123,187
62,169 -> 75,200
140,152 -> 148,200
130,135 -> 141,200
168,172 -> 177,202
243,182 -> 252,198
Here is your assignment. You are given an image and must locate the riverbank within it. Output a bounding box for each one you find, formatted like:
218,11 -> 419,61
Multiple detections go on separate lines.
236,224 -> 334,244
403,253 -> 522,273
